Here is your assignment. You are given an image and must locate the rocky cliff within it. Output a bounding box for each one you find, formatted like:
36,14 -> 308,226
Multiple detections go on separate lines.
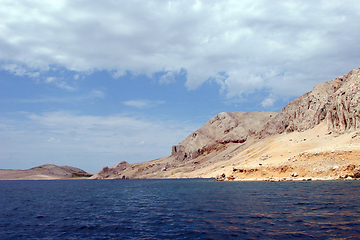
91,67 -> 360,181
91,111 -> 275,180
257,67 -> 360,138
171,111 -> 275,161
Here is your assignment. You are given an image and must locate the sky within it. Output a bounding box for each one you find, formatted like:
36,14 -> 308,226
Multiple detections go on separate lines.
1,0 -> 360,173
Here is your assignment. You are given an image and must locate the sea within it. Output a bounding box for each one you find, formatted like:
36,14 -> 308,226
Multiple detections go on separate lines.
1,179 -> 359,240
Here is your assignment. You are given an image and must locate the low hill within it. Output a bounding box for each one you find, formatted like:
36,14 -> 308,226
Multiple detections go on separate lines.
91,67 -> 360,181
0,164 -> 92,180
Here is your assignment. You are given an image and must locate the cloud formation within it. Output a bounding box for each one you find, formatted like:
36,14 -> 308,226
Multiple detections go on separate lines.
123,100 -> 166,108
0,111 -> 199,172
7,90 -> 104,103
1,0 -> 360,98
261,94 -> 277,108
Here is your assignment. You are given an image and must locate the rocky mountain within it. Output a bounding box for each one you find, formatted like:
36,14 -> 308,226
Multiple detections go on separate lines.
91,67 -> 360,181
0,164 -> 92,180
91,111 -> 274,180
171,111 -> 275,161
257,67 -> 360,138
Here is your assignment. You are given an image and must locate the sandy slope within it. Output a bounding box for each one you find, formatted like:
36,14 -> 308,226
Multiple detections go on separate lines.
90,122 -> 360,181
196,123 -> 360,181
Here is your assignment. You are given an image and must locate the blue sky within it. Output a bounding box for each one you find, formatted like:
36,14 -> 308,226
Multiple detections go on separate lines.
1,0 -> 360,173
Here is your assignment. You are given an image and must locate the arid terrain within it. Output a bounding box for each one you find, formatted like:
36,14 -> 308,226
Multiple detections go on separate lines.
91,67 -> 360,181
0,164 -> 92,180
2,67 -> 360,181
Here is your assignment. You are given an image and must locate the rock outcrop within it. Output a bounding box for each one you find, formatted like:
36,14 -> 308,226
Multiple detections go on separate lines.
171,111 -> 275,161
353,167 -> 360,178
257,67 -> 360,138
90,161 -> 130,179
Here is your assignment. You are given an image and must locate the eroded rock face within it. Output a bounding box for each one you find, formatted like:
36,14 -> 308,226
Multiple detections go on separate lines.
257,68 -> 360,138
90,161 -> 130,179
216,173 -> 226,181
171,111 -> 275,161
353,167 -> 360,178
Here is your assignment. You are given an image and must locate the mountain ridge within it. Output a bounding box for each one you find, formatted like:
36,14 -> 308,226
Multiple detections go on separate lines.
257,67 -> 360,138
82,67 -> 360,180
0,164 -> 92,180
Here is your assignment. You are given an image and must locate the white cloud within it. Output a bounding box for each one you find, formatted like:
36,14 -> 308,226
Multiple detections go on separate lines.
0,111 -> 199,172
8,90 -> 105,103
159,71 -> 176,84
0,0 -> 359,98
111,70 -> 127,79
46,137 -> 60,143
44,76 -> 76,91
1,63 -> 41,78
90,90 -> 105,99
261,94 -> 277,108
45,77 -> 56,83
123,100 -> 166,108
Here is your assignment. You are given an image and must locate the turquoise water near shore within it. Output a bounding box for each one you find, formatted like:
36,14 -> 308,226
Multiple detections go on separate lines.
1,179 -> 359,239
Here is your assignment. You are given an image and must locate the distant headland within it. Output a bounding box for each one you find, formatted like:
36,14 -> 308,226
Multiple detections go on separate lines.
0,164 -> 92,180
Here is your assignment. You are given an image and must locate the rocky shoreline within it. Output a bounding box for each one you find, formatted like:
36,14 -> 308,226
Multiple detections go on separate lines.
231,177 -> 360,182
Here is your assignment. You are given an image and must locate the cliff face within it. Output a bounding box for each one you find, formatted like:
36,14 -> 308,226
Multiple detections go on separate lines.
90,161 -> 130,180
91,111 -> 275,179
257,67 -> 360,138
171,111 -> 275,161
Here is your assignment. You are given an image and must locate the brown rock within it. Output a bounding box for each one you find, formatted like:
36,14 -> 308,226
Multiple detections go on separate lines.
216,173 -> 226,181
257,67 -> 360,138
353,167 -> 360,178
172,111 -> 275,161
290,172 -> 299,177
90,161 -> 130,179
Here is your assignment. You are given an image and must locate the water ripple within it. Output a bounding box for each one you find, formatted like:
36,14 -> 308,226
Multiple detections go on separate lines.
1,179 -> 359,239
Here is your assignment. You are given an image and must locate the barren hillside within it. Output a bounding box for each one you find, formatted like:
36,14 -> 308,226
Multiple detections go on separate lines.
91,67 -> 360,181
0,164 -> 92,180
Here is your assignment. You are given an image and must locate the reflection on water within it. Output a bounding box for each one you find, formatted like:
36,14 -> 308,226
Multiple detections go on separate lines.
0,179 -> 359,239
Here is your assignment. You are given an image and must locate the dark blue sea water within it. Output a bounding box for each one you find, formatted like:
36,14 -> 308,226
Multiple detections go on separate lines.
1,179 -> 359,240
